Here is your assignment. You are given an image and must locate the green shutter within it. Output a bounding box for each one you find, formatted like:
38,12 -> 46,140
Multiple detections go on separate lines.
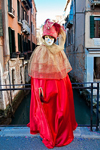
8,27 -> 12,54
12,30 -> 15,52
0,9 -> 3,36
90,16 -> 94,38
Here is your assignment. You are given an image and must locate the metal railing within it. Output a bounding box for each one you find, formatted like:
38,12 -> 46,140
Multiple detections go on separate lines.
0,82 -> 100,131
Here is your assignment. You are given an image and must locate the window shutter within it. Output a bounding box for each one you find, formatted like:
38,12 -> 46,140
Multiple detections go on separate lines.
0,9 -> 3,36
17,0 -> 19,21
12,30 -> 16,52
8,27 -> 12,54
90,16 -> 94,38
8,0 -> 10,12
18,33 -> 21,52
20,35 -> 22,52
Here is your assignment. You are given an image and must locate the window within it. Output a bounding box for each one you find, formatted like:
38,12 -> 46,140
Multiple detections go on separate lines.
21,7 -> 27,21
8,27 -> 16,54
24,65 -> 28,83
21,6 -> 24,20
27,15 -> 29,23
94,57 -> 100,80
31,22 -> 32,33
8,0 -> 12,12
20,66 -> 23,84
12,69 -> 15,89
17,0 -> 20,21
24,10 -> 27,20
71,29 -> 73,44
18,33 -> 22,52
0,9 -> 3,36
68,30 -> 70,45
94,17 -> 100,38
8,0 -> 15,16
31,22 -> 34,34
24,37 -> 27,52
33,8 -> 34,17
33,24 -> 34,35
35,13 -> 36,21
90,16 -> 100,38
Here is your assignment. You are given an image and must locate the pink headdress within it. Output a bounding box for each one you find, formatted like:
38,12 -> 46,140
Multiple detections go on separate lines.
42,19 -> 61,41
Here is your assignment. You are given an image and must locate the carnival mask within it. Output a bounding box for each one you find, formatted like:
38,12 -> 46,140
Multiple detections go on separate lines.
44,35 -> 54,46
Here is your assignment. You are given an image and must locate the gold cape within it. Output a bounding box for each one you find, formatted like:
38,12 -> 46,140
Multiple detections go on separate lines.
28,28 -> 72,79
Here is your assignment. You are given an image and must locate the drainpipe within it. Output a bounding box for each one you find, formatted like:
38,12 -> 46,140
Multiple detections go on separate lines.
30,6 -> 32,51
83,10 -> 85,53
74,0 -> 76,51
73,0 -> 76,77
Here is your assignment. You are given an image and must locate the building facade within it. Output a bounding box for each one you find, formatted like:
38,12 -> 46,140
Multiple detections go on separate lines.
0,0 -> 37,110
65,0 -> 100,87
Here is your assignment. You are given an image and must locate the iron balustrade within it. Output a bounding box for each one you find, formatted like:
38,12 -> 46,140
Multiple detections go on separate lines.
0,82 -> 100,131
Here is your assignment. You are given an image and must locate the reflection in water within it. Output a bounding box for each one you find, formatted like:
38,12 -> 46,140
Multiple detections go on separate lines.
11,92 -> 31,125
11,90 -> 96,125
74,90 -> 96,125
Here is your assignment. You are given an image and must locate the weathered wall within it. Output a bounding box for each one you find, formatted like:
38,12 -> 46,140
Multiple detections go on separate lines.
0,0 -> 5,110
67,0 -> 86,82
1,58 -> 30,110
0,0 -> 36,110
76,0 -> 86,12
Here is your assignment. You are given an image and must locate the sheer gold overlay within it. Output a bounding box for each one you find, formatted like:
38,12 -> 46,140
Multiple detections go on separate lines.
28,28 -> 72,79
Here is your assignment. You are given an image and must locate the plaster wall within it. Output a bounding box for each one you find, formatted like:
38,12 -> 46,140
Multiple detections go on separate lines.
85,12 -> 100,48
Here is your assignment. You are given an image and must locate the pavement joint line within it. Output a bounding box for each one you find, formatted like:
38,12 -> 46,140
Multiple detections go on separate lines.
0,127 -> 100,139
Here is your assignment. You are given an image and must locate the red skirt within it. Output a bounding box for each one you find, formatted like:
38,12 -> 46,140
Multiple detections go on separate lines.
27,74 -> 78,148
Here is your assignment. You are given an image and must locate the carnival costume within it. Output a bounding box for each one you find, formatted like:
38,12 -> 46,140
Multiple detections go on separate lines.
27,19 -> 78,149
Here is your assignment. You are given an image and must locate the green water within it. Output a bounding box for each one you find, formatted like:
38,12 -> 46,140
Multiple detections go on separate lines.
11,92 -> 31,125
73,90 -> 96,125
11,90 -> 96,125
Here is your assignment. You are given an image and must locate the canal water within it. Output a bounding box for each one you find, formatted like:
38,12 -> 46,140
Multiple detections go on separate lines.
11,90 -> 96,125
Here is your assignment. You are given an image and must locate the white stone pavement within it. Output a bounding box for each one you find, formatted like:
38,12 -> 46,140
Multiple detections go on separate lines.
0,127 -> 100,139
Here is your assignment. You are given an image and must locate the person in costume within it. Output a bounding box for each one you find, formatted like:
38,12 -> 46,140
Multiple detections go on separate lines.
27,19 -> 78,149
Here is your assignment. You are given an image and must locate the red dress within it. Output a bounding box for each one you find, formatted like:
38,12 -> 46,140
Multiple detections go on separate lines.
27,74 -> 77,148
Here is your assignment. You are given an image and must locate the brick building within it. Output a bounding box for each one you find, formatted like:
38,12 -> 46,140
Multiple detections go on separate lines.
0,0 -> 37,111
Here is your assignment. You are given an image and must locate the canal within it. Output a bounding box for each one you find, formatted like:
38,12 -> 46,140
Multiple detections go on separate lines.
11,89 -> 96,125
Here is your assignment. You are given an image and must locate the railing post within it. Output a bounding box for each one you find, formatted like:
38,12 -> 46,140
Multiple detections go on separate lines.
96,83 -> 99,131
90,83 -> 93,131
